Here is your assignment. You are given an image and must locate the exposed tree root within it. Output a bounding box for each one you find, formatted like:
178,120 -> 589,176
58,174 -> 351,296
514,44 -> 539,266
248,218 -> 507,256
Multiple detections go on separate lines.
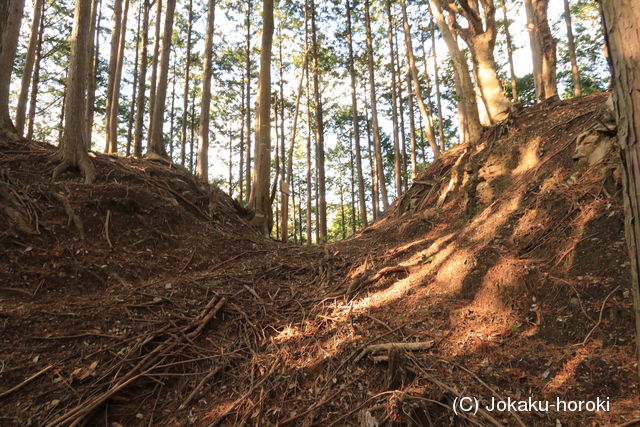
51,192 -> 84,240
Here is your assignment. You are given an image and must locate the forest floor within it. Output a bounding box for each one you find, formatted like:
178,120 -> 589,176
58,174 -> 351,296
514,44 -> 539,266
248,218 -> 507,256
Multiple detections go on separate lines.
1,92 -> 639,426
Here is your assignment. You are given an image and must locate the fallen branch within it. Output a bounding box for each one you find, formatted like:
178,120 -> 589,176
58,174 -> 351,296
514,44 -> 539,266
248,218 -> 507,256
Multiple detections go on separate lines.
354,341 -> 434,363
0,365 -> 53,399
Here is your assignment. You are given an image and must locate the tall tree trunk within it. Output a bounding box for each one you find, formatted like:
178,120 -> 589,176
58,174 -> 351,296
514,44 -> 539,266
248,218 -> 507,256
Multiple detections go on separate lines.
244,0 -> 253,200
149,0 -> 176,156
364,77 -> 378,220
310,0 -> 327,241
385,0 -> 402,196
85,0 -> 102,149
524,0 -> 557,101
189,89 -> 195,170
53,0 -> 95,184
248,0 -> 274,235
133,0 -> 149,157
364,0 -> 389,210
198,0 -> 216,179
126,1 -> 142,156
0,0 -> 26,134
401,0 -> 440,158
240,82 -> 245,199
600,0 -> 640,376
180,0 -> 193,167
406,67 -> 418,179
27,3 -> 45,141
16,0 -> 44,136
394,26 -> 408,191
501,0 -> 518,102
447,0 -> 511,123
305,28 -> 313,245
169,68 -> 176,158
429,0 -> 483,144
563,0 -> 581,97
147,0 -> 163,152
282,49 -> 309,242
345,0 -> 367,227
105,0 -> 124,152
108,0 -> 130,153
430,17 -> 446,149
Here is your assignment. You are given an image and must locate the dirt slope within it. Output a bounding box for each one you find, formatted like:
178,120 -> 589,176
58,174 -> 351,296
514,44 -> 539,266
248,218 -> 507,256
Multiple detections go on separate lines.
1,92 -> 639,426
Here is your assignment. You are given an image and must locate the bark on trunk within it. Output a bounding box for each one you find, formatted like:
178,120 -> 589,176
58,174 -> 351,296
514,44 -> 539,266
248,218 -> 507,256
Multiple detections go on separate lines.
364,0 -> 389,210
600,0 -> 640,376
249,0 -> 274,235
53,0 -> 95,184
197,0 -> 216,179
149,0 -> 176,156
16,0 -> 44,136
346,0 -> 367,227
0,0 -> 26,134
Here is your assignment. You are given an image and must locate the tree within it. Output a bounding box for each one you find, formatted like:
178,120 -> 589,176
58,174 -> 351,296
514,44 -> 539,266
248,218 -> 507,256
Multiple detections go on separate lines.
385,0 -> 402,195
53,0 -> 95,184
310,0 -> 327,241
444,0 -> 511,124
104,0 -> 125,153
364,0 -> 389,210
600,0 -> 640,376
524,0 -> 557,101
180,0 -> 194,167
500,0 -> 518,102
428,0 -> 482,144
401,0 -> 439,158
198,0 -> 216,179
27,0 -> 46,141
345,0 -> 367,227
133,0 -> 150,156
149,0 -> 177,156
563,0 -> 582,97
147,0 -> 163,152
0,0 -> 26,134
248,0 -> 274,235
85,0 -> 102,149
15,0 -> 45,136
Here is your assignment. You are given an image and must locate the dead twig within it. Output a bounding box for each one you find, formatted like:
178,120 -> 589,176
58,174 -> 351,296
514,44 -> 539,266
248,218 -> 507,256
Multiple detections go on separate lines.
104,210 -> 112,248
579,285 -> 620,346
178,367 -> 221,410
0,365 -> 53,399
354,341 -> 434,363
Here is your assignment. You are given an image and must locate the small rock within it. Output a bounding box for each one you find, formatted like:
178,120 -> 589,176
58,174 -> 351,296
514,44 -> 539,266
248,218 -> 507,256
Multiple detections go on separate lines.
135,413 -> 144,420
